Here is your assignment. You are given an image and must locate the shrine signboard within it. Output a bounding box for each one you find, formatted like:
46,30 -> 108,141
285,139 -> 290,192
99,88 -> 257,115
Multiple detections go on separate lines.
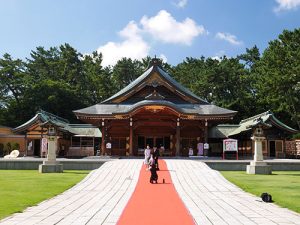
223,139 -> 238,160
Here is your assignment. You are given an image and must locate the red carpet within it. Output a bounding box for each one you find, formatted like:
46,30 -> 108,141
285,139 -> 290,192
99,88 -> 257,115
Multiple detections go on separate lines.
117,160 -> 195,225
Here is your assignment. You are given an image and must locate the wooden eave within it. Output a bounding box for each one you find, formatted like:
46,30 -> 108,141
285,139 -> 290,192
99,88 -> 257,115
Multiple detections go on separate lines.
268,118 -> 298,134
75,111 -> 235,121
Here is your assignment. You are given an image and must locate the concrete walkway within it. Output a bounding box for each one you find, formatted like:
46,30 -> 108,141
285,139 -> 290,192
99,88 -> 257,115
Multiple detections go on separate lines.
167,160 -> 300,225
0,160 -> 143,225
1,159 -> 300,225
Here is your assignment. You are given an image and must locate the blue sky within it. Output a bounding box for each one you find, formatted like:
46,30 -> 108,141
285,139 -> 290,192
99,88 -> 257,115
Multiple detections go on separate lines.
0,0 -> 300,66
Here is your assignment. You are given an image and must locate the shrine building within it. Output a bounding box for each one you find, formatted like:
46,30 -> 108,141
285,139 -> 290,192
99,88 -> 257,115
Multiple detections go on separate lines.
74,58 -> 237,156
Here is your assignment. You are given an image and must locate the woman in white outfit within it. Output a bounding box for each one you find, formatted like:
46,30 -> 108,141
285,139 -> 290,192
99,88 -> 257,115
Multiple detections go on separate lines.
144,145 -> 151,168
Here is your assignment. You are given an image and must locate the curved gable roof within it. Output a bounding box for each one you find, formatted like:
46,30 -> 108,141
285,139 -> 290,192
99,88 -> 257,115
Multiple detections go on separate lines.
13,110 -> 101,137
13,110 -> 69,133
102,64 -> 208,104
74,100 -> 236,118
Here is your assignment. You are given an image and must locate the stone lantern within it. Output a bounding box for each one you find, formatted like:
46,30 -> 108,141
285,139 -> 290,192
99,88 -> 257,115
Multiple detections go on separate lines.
246,118 -> 272,174
39,122 -> 63,173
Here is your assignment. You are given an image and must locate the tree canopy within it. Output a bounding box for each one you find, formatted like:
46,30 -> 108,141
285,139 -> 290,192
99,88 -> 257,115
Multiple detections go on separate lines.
0,29 -> 299,130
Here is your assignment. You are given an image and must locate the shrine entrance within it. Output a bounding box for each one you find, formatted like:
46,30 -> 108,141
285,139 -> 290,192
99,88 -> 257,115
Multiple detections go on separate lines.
74,58 -> 237,157
138,136 -> 170,149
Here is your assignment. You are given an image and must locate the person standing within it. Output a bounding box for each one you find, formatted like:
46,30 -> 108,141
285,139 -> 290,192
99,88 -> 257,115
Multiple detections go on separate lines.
144,145 -> 151,169
149,153 -> 158,183
188,147 -> 194,157
153,146 -> 160,170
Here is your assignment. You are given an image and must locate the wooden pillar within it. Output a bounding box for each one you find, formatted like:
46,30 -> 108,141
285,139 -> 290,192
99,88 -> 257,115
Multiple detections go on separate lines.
101,119 -> 105,155
204,119 -> 208,143
129,118 -> 133,156
175,118 -> 180,156
93,137 -> 95,150
25,133 -> 28,156
204,119 -> 208,156
283,138 -> 286,158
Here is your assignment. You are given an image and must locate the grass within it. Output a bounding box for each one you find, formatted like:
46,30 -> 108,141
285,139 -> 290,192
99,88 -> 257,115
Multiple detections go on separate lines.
220,171 -> 300,213
0,170 -> 90,220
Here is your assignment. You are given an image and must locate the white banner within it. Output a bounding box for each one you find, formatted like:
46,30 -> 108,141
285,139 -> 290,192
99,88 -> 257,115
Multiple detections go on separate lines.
41,138 -> 48,153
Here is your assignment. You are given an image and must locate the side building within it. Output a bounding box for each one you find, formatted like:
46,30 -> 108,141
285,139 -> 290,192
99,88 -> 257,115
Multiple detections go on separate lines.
0,110 -> 101,157
209,111 -> 299,158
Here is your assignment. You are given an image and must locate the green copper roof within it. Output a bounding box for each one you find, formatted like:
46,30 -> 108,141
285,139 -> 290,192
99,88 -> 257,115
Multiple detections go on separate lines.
66,124 -> 101,137
13,110 -> 69,133
209,124 -> 240,138
13,110 -> 101,137
228,111 -> 298,136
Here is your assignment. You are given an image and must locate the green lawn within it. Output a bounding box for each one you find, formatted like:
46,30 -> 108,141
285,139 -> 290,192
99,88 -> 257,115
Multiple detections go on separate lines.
0,170 -> 90,220
221,171 -> 300,213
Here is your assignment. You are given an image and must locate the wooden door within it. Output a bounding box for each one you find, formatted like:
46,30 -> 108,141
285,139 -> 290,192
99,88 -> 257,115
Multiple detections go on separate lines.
269,140 -> 276,157
146,137 -> 154,148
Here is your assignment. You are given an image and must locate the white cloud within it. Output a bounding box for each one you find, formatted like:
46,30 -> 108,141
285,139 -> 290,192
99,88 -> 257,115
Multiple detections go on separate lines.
274,0 -> 300,12
96,10 -> 205,66
174,0 -> 188,8
119,20 -> 141,39
97,21 -> 150,67
215,32 -> 243,45
141,10 -> 206,45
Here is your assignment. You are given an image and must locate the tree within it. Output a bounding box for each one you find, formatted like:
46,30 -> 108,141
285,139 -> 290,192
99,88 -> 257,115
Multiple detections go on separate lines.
238,45 -> 260,68
0,33 -> 298,130
237,46 -> 263,118
81,51 -> 115,103
26,46 -> 61,81
256,29 -> 300,129
171,57 -> 209,98
21,79 -> 84,122
172,56 -> 255,122
0,54 -> 27,107
0,54 -> 29,126
111,58 -> 145,90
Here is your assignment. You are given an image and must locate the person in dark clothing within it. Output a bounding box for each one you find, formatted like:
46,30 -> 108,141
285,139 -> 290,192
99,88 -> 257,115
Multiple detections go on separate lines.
149,154 -> 158,184
153,146 -> 159,170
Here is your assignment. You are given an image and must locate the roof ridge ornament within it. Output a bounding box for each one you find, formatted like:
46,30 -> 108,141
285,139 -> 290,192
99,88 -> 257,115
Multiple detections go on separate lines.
147,57 -> 163,69
240,110 -> 272,124
246,116 -> 272,130
37,109 -> 69,124
151,80 -> 159,88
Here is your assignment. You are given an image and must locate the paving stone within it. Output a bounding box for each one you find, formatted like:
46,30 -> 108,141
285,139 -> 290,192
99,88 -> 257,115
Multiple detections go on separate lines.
1,159 -> 300,225
166,160 -> 300,225
0,160 -> 142,225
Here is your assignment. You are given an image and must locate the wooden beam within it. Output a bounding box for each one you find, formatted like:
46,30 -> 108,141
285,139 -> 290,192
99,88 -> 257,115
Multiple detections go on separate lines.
176,118 -> 180,156
133,120 -> 176,129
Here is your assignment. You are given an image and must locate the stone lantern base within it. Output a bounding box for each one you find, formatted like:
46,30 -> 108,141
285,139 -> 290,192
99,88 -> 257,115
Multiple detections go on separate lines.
246,161 -> 272,175
39,162 -> 63,173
